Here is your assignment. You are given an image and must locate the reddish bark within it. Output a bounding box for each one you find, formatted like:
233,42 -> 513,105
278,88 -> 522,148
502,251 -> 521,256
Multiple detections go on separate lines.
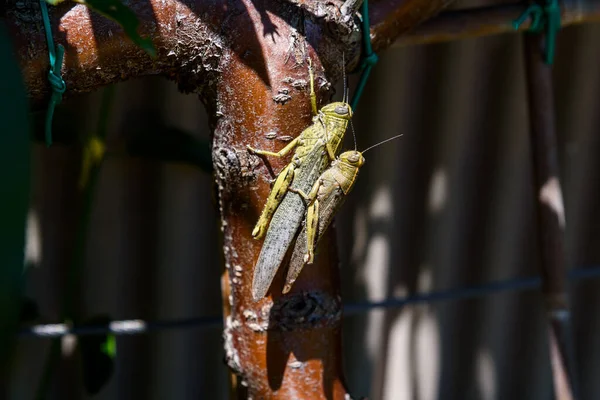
369,0 -> 454,51
3,0 -> 454,106
4,0 -> 229,108
212,2 -> 351,396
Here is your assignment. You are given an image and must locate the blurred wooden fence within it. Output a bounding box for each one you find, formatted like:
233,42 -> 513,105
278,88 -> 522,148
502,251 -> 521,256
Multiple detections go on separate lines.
8,6 -> 600,400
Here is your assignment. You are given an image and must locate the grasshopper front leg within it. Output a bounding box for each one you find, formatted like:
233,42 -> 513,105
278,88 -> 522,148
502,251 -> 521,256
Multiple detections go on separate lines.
247,136 -> 300,158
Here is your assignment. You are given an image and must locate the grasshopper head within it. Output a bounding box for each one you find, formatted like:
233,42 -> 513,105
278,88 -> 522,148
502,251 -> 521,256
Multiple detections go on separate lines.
339,150 -> 365,167
320,102 -> 353,120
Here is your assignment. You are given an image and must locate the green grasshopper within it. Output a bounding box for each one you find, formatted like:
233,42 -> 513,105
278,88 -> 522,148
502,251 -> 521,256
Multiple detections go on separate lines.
248,59 -> 353,301
283,135 -> 403,294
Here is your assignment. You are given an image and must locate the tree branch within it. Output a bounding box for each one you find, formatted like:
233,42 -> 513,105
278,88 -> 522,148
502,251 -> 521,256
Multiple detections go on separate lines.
3,0 -> 451,106
395,1 -> 600,47
2,0 -> 452,397
4,0 -> 229,108
211,1 -> 351,396
369,0 -> 455,51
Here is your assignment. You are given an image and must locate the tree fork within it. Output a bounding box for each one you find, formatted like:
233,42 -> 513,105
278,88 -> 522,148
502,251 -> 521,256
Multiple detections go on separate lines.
3,0 -> 453,397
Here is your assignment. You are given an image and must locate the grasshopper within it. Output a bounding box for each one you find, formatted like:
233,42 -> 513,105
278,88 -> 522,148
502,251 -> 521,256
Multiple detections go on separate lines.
283,135 -> 404,294
248,59 -> 353,301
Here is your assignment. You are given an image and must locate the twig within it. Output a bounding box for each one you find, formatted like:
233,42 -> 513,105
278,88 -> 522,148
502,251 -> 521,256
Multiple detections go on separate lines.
394,2 -> 600,47
523,29 -> 578,400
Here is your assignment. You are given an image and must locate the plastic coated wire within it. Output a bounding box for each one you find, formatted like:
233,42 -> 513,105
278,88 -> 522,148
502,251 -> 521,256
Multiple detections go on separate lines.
18,265 -> 600,339
512,0 -> 561,65
350,0 -> 379,111
39,0 -> 66,147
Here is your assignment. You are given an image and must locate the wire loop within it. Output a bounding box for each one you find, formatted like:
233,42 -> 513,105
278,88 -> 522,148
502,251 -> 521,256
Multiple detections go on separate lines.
350,0 -> 378,111
513,0 -> 561,65
39,0 -> 66,147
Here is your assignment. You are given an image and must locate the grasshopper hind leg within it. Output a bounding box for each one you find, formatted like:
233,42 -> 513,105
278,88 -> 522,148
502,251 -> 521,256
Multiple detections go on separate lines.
252,163 -> 296,239
304,198 -> 319,264
282,192 -> 320,294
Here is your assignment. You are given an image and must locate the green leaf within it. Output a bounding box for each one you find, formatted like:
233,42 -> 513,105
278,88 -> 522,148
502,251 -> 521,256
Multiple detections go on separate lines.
101,334 -> 116,358
44,0 -> 156,57
80,315 -> 116,395
0,23 -> 31,376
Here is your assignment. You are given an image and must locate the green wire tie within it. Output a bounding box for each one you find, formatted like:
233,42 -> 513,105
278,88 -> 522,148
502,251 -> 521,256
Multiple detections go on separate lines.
513,0 -> 561,65
350,0 -> 378,111
39,0 -> 66,147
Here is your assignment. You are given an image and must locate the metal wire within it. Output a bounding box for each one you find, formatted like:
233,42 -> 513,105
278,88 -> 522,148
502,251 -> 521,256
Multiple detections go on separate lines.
18,265 -> 600,339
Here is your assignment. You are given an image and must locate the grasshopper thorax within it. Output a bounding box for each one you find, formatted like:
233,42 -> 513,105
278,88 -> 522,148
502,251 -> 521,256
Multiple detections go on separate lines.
338,150 -> 365,167
320,102 -> 353,120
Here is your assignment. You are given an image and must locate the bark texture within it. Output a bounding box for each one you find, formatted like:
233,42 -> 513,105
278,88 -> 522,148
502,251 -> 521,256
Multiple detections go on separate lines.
3,0 -> 452,105
212,2 -> 354,397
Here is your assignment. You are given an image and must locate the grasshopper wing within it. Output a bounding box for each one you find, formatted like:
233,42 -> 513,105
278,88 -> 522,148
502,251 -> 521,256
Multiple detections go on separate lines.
284,180 -> 346,293
251,144 -> 329,301
283,150 -> 365,293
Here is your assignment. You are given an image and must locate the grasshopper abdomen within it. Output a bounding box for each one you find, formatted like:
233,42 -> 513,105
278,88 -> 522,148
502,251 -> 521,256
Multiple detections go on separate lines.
283,151 -> 365,294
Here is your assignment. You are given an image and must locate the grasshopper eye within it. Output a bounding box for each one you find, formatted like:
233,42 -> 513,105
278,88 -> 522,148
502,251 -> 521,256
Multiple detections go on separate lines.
335,105 -> 348,115
348,153 -> 359,163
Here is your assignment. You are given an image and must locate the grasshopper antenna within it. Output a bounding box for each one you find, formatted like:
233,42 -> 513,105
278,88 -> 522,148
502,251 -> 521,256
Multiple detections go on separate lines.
350,120 -> 357,151
362,134 -> 404,154
342,52 -> 349,104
